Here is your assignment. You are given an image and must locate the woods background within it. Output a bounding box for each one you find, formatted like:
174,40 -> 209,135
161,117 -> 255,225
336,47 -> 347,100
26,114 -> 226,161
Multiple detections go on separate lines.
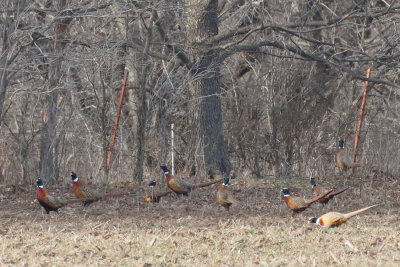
1,0 -> 399,185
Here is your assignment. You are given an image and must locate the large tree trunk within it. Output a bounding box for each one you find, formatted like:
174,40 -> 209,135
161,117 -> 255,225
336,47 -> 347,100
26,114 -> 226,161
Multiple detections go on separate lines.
186,0 -> 231,174
133,81 -> 147,183
39,92 -> 58,182
39,0 -> 68,183
132,11 -> 156,183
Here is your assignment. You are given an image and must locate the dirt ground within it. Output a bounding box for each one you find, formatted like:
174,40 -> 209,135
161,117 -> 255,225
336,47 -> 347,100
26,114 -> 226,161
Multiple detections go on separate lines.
0,175 -> 399,266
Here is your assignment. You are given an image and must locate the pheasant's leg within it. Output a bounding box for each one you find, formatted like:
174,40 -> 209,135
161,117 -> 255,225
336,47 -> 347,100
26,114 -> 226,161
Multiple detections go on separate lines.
343,172 -> 348,187
42,210 -> 48,220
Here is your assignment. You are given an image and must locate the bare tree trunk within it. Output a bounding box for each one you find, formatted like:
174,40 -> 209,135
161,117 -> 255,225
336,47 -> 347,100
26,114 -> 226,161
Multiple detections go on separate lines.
39,0 -> 68,183
132,11 -> 156,183
39,92 -> 58,182
0,0 -> 26,125
186,0 -> 231,174
133,82 -> 148,183
0,23 -> 8,124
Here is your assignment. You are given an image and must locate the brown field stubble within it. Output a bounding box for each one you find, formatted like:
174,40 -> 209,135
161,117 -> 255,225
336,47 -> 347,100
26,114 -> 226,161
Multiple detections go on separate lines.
0,176 -> 399,266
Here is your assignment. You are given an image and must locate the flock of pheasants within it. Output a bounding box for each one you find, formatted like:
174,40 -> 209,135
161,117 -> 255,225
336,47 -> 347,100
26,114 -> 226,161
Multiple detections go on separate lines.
35,140 -> 379,228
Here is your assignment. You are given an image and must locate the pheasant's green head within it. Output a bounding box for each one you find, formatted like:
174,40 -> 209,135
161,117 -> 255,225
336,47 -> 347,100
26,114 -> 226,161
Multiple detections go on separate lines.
281,188 -> 290,196
310,178 -> 316,187
338,140 -> 345,149
308,217 -> 318,224
36,178 -> 43,188
223,178 -> 229,186
160,166 -> 169,174
71,172 -> 78,182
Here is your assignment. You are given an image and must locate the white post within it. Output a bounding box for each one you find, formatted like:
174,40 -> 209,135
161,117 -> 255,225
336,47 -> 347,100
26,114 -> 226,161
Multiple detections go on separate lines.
171,123 -> 175,176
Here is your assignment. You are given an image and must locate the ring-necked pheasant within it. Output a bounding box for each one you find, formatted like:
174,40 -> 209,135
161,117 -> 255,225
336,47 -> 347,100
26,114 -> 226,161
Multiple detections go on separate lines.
311,177 -> 348,204
36,178 -> 67,214
71,171 -> 102,206
144,181 -> 172,203
308,204 -> 378,227
217,178 -> 236,210
281,188 -> 333,212
336,140 -> 360,171
160,166 -> 222,196
148,180 -> 156,200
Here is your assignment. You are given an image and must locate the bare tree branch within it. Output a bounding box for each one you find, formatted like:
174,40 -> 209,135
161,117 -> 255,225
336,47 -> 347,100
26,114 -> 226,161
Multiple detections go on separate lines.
153,12 -> 193,70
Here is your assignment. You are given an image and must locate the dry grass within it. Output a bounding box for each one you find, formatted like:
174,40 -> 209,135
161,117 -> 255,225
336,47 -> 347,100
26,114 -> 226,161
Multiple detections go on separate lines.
1,176 -> 399,266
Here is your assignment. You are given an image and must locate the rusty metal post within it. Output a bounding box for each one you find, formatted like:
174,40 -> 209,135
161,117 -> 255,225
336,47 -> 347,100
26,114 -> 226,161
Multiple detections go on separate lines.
352,68 -> 371,174
107,71 -> 129,171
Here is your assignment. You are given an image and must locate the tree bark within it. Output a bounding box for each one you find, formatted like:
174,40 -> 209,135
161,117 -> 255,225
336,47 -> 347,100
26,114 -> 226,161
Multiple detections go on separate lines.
132,11 -> 156,183
0,22 -> 8,124
0,0 -> 26,124
39,0 -> 68,183
186,0 -> 231,174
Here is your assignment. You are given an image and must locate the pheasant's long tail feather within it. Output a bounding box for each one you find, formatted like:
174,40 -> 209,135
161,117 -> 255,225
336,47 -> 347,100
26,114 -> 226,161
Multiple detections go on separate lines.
328,187 -> 349,197
65,192 -> 124,204
59,198 -> 67,205
306,189 -> 333,205
344,204 -> 379,219
56,197 -> 68,207
66,198 -> 94,204
192,178 -> 223,189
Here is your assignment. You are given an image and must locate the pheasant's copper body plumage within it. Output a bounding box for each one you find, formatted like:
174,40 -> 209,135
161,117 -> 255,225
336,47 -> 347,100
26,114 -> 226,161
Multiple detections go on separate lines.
336,140 -> 360,171
71,172 -> 102,205
311,177 -> 348,204
282,188 -> 332,212
36,178 -> 67,214
160,166 -> 221,196
144,181 -> 172,203
217,178 -> 236,210
308,205 -> 378,227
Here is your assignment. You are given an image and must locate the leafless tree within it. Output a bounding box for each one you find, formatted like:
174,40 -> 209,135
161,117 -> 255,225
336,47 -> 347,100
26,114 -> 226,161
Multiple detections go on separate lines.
1,0 -> 400,186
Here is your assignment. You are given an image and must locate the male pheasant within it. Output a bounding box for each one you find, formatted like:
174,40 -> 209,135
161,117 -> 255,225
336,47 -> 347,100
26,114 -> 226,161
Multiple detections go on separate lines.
217,178 -> 236,210
160,166 -> 222,196
308,204 -> 378,227
281,188 -> 333,212
36,178 -> 67,214
144,181 -> 172,203
311,177 -> 348,204
148,181 -> 156,187
336,140 -> 360,171
71,171 -> 102,206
